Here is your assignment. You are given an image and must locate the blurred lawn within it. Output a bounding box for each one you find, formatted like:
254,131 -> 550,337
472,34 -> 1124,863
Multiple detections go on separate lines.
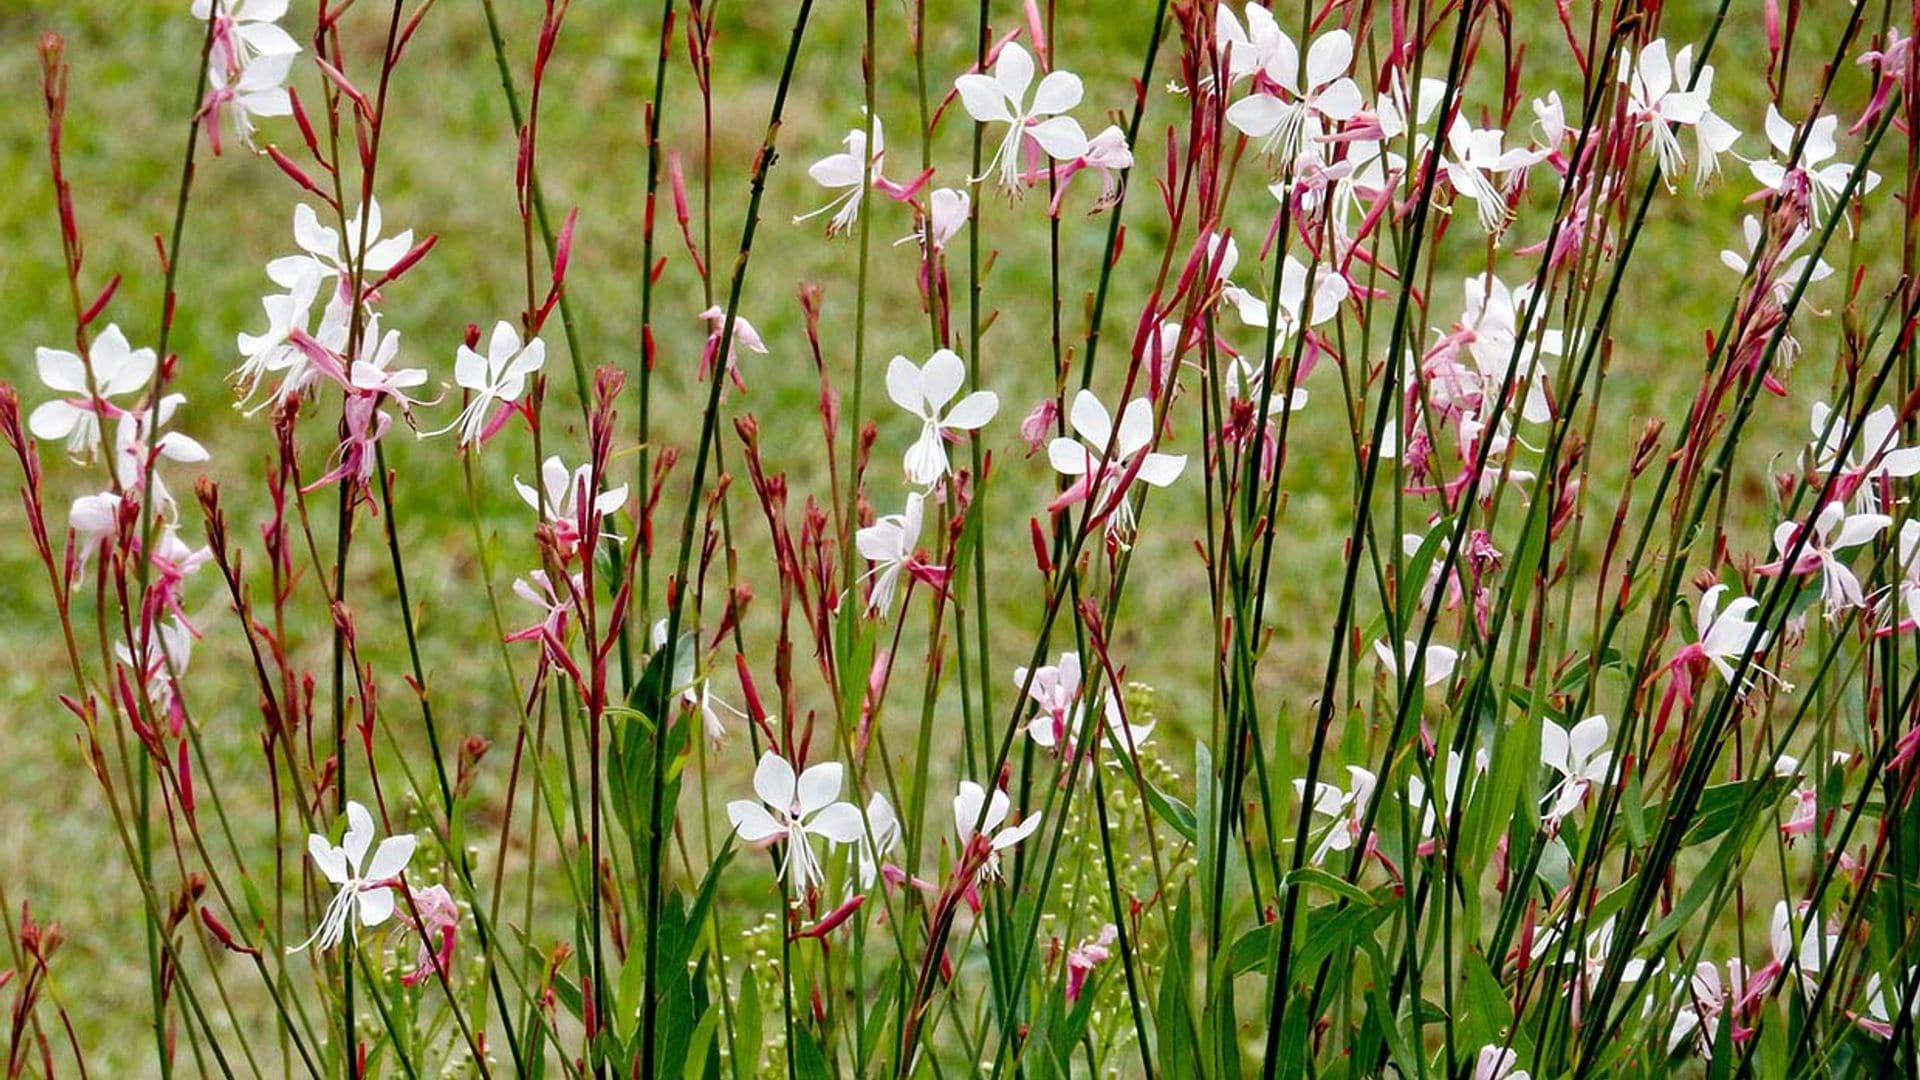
0,0 -> 1879,1071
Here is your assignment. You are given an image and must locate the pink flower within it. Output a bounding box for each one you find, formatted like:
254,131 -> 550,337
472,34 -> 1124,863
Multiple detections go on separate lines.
400,884 -> 460,987
1064,924 -> 1117,1001
697,307 -> 767,391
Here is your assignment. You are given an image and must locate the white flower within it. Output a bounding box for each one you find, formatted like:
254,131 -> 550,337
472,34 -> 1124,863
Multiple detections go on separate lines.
1047,390 -> 1187,538
200,50 -> 293,154
696,306 -> 768,387
1459,274 -> 1562,424
1759,501 -> 1891,616
1720,215 -> 1833,303
233,267 -> 326,408
1893,521 -> 1920,632
1221,256 -> 1349,353
1530,914 -> 1647,1005
268,201 -> 415,295
855,492 -> 926,616
347,315 -> 426,412
796,114 -> 886,235
1015,652 -> 1083,740
514,455 -> 628,530
1214,3 -> 1290,87
1861,967 -> 1918,1039
899,187 -> 969,251
1442,117 -> 1542,232
1224,29 -> 1364,162
1293,765 -> 1376,865
1669,959 -> 1747,1055
30,325 -> 157,461
1807,401 -> 1920,505
1472,1045 -> 1529,1080
1694,585 -> 1767,685
852,793 -> 900,890
1372,639 -> 1458,688
291,800 -> 417,952
1768,900 -> 1838,995
1619,40 -> 1738,186
1540,714 -> 1613,826
1749,105 -> 1881,224
953,780 -> 1042,881
886,349 -> 998,485
437,322 -> 545,447
1027,690 -> 1155,760
192,0 -> 299,72
955,43 -> 1089,191
646,620 -> 744,745
1406,750 -> 1478,848
114,616 -> 194,713
69,491 -> 123,573
110,394 -> 209,521
727,753 -> 865,894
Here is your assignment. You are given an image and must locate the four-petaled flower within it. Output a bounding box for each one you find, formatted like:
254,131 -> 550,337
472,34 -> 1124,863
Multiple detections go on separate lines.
953,780 -> 1043,882
514,454 -> 628,559
438,322 -> 545,447
855,492 -> 933,616
955,43 -> 1089,191
727,752 -> 865,894
1294,765 -> 1377,865
1749,105 -> 1880,225
292,800 -> 418,953
269,201 -> 415,298
1047,390 -> 1187,538
887,349 -> 999,486
1756,501 -> 1890,616
1223,29 -> 1363,162
797,113 -> 892,236
192,0 -> 300,74
1619,40 -> 1739,188
31,325 -> 157,461
1540,714 -> 1613,827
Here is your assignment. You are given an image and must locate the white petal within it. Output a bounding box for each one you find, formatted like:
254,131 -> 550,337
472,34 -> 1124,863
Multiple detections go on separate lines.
805,801 -> 866,844
307,837 -> 349,885
919,349 -> 967,409
752,752 -> 798,810
363,834 -> 416,880
35,348 -> 88,394
1068,390 -> 1112,448
1134,452 -> 1186,487
342,801 -> 375,870
355,886 -> 396,927
727,800 -> 784,843
993,43 -> 1036,105
942,390 -> 999,430
794,761 -> 844,816
27,402 -> 79,441
1305,30 -> 1353,87
955,73 -> 1015,124
1048,437 -> 1092,476
953,781 -> 987,841
1027,116 -> 1089,160
1114,397 -> 1155,457
1029,70 -> 1083,116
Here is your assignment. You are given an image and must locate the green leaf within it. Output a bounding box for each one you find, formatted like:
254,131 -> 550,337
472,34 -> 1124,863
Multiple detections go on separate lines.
733,968 -> 763,1076
1284,866 -> 1378,908
1156,885 -> 1199,1078
1459,951 -> 1513,1054
681,1003 -> 721,1080
1225,924 -> 1276,977
792,1025 -> 833,1080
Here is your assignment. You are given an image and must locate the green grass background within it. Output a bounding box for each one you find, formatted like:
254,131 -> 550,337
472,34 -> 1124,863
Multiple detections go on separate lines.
0,0 -> 1882,1071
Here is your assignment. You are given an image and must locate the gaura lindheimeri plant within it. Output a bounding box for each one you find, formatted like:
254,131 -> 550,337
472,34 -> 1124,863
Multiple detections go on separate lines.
7,0 -> 1920,1076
